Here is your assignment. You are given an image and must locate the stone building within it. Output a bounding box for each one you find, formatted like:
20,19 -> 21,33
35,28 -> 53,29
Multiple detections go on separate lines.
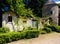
0,10 -> 44,31
0,0 -> 60,31
1,11 -> 18,31
42,0 -> 60,25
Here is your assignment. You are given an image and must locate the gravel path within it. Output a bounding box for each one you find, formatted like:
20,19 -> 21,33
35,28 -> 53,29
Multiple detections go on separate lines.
8,32 -> 60,44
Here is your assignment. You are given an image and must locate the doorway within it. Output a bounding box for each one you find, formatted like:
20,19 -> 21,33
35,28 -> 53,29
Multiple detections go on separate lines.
0,12 -> 2,27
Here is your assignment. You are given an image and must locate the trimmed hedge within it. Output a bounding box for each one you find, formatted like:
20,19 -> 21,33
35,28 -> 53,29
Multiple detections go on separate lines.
45,25 -> 56,31
24,30 -> 39,39
27,27 -> 37,30
0,30 -> 39,44
45,25 -> 60,33
0,27 -> 10,33
42,27 -> 52,33
54,26 -> 60,32
39,30 -> 47,34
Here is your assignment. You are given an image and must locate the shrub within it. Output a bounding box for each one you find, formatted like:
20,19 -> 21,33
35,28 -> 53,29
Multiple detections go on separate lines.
45,25 -> 56,31
0,34 -> 10,44
0,38 -> 6,44
27,27 -> 32,30
24,30 -> 39,39
27,27 -> 37,30
0,27 -> 10,33
45,25 -> 60,33
0,30 -> 39,44
54,26 -> 60,32
39,30 -> 47,34
10,32 -> 21,41
42,27 -> 52,33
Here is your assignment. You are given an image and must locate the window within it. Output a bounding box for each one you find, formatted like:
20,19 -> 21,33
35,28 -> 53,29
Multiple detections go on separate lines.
8,16 -> 12,22
32,20 -> 38,28
59,6 -> 60,8
50,11 -> 52,14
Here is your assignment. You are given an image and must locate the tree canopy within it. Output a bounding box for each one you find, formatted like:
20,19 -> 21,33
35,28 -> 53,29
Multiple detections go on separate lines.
0,0 -> 34,17
26,0 -> 46,17
0,0 -> 45,17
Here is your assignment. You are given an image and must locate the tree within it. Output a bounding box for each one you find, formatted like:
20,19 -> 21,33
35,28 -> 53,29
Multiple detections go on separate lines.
26,0 -> 46,17
1,0 -> 34,17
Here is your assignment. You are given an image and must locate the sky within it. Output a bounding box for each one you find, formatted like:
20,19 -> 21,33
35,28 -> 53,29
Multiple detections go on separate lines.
54,0 -> 60,4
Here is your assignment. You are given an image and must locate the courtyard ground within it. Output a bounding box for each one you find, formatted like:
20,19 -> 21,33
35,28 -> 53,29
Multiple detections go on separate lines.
8,32 -> 60,44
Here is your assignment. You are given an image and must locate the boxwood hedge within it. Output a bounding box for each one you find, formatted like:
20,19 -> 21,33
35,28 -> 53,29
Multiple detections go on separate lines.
0,30 -> 39,44
0,27 -> 10,33
45,25 -> 60,33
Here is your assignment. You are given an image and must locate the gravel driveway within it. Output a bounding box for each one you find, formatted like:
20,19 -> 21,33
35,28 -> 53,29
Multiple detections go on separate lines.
8,32 -> 60,44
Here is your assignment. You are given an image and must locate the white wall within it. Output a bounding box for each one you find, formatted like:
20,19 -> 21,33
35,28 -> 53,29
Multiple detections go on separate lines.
2,13 -> 18,31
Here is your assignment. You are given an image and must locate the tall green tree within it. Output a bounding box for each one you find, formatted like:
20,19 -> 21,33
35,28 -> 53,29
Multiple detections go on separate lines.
27,0 -> 46,17
5,0 -> 34,17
